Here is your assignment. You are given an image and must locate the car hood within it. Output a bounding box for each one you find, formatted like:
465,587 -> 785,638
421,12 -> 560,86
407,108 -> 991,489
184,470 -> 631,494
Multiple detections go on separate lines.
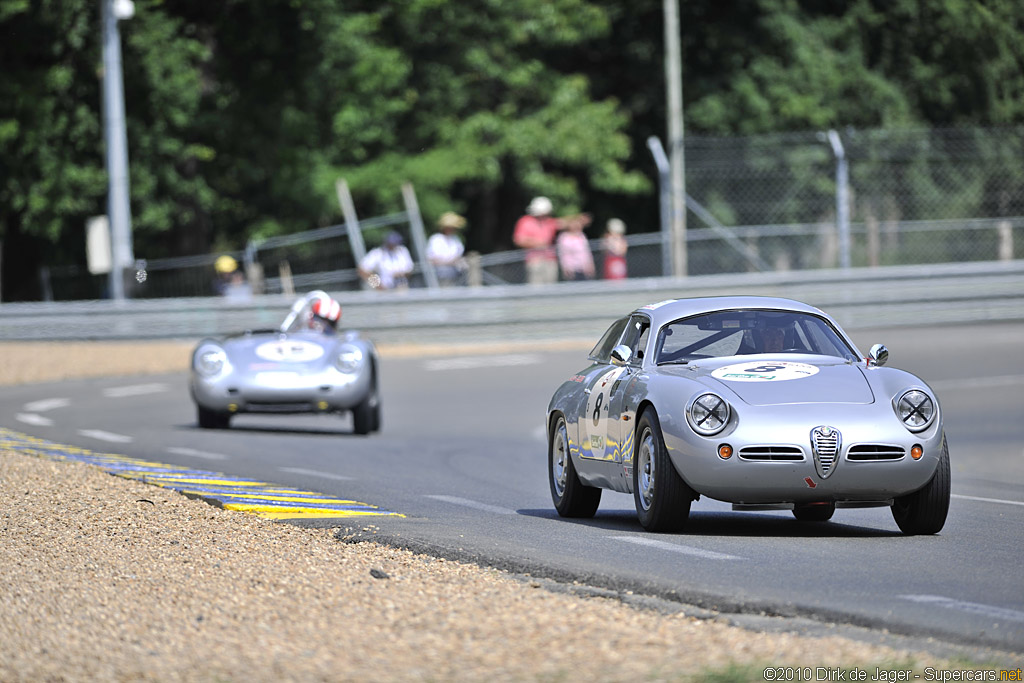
221,332 -> 336,371
659,356 -> 875,406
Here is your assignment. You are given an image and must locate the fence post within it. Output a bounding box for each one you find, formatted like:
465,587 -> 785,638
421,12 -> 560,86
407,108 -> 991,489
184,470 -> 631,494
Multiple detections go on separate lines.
336,179 -> 367,264
401,182 -> 439,289
646,136 -> 673,277
998,221 -> 1013,261
466,251 -> 482,287
827,130 -> 851,269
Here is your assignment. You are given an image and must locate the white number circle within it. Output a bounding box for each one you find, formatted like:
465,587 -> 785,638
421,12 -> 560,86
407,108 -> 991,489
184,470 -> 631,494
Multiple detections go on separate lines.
711,361 -> 819,382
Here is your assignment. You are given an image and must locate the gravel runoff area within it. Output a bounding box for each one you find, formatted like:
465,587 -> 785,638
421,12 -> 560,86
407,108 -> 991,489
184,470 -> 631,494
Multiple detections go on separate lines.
0,340 -> 1013,682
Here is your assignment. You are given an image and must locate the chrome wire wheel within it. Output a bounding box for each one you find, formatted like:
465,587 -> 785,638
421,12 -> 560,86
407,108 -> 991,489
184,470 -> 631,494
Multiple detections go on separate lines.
637,426 -> 655,512
551,418 -> 569,498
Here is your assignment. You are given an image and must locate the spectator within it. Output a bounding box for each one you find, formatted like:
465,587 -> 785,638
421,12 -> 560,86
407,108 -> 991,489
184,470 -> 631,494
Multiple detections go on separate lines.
358,231 -> 414,291
213,254 -> 238,295
513,196 -> 560,285
556,215 -> 596,281
427,211 -> 468,287
602,218 -> 628,280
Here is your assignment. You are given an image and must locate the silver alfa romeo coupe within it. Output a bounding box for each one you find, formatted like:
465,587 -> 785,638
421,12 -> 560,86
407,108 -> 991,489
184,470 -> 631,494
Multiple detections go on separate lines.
190,291 -> 381,434
546,296 -> 949,534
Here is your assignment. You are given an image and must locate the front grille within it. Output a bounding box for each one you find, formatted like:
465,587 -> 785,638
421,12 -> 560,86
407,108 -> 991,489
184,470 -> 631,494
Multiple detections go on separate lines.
811,427 -> 841,478
848,444 -> 905,461
738,446 -> 805,461
245,401 -> 316,413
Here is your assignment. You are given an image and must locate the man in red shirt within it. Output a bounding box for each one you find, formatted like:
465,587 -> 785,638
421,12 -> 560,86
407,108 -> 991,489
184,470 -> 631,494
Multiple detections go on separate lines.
514,196 -> 567,285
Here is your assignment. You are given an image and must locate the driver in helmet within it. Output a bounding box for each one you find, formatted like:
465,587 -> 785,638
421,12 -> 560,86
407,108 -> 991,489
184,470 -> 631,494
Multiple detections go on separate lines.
308,293 -> 341,333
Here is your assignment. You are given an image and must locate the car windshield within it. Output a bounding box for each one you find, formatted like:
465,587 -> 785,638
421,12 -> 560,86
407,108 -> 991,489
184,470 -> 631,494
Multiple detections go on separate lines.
654,309 -> 858,364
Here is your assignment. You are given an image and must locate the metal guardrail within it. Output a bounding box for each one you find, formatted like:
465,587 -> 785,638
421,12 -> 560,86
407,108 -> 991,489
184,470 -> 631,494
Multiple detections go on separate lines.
2,261 -> 1022,344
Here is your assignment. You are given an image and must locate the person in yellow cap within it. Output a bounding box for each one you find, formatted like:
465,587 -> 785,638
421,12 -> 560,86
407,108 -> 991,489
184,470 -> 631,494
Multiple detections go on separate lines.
212,254 -> 251,300
427,211 -> 468,287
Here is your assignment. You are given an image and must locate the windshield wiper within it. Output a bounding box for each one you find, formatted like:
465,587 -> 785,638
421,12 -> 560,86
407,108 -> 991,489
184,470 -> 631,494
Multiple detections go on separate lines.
657,359 -> 691,366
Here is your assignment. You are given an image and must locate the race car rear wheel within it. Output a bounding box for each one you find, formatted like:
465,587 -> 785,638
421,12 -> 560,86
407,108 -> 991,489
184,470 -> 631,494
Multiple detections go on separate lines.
891,433 -> 950,535
549,414 -> 601,518
633,409 -> 693,532
793,502 -> 836,522
197,405 -> 230,429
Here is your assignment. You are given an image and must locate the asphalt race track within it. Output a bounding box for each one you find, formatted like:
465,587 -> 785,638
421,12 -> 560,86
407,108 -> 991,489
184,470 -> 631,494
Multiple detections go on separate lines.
3,321 -> 1023,654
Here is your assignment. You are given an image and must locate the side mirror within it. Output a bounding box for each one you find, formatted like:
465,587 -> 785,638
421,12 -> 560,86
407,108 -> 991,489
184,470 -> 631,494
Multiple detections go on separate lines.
610,344 -> 632,366
867,343 -> 888,367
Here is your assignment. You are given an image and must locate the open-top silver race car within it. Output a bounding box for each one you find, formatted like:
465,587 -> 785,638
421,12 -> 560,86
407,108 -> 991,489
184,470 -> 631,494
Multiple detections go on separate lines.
190,291 -> 381,434
546,296 -> 949,535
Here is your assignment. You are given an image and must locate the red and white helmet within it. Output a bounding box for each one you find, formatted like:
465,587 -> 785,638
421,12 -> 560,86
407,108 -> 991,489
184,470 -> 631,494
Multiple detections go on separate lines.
310,294 -> 341,326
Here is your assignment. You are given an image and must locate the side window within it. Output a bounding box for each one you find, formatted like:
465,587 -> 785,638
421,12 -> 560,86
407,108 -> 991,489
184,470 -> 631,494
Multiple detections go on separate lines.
619,315 -> 651,364
589,316 -> 630,362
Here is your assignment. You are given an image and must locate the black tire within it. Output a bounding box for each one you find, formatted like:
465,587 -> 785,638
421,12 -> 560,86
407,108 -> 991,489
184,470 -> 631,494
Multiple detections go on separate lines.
891,433 -> 951,535
633,409 -> 694,532
352,367 -> 381,435
352,392 -> 376,435
197,405 -> 230,429
549,414 -> 601,518
793,502 -> 836,522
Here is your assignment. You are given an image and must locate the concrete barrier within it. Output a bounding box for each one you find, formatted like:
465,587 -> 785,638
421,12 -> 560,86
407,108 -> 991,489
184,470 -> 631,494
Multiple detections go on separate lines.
2,261 -> 1022,343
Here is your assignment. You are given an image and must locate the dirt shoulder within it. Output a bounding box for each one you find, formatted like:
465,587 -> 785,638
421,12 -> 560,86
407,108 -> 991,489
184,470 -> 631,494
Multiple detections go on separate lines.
0,341 -> 1006,681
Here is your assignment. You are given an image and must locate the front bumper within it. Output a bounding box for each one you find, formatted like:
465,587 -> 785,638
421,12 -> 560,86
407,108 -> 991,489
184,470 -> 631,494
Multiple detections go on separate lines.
191,366 -> 371,414
659,405 -> 944,504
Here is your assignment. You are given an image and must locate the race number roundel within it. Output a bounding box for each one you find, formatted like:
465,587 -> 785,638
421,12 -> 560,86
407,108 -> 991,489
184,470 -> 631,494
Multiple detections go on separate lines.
711,361 -> 819,382
581,366 -> 627,458
254,340 -> 325,363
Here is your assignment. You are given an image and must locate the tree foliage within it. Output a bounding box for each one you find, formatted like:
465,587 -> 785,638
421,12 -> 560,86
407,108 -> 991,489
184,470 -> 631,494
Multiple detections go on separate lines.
1,0 -> 1022,299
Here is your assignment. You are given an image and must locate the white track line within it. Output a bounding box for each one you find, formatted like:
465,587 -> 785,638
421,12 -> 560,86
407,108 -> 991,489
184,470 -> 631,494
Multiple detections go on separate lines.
951,493 -> 1024,507
278,467 -> 354,481
102,383 -> 169,398
424,354 -> 541,371
16,413 -> 53,427
425,495 -> 517,515
610,536 -> 743,560
166,446 -> 228,461
77,429 -> 133,444
23,398 -> 70,412
900,595 -> 1024,623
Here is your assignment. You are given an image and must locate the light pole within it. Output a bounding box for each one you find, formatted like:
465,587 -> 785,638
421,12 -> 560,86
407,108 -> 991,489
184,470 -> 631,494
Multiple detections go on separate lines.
664,0 -> 686,277
101,0 -> 135,300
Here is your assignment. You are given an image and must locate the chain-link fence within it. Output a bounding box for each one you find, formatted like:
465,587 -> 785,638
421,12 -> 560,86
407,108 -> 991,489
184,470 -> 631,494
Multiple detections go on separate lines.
38,126 -> 1024,300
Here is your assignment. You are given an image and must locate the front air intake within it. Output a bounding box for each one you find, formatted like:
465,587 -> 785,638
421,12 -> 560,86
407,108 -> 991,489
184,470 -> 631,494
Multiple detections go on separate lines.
810,426 -> 841,478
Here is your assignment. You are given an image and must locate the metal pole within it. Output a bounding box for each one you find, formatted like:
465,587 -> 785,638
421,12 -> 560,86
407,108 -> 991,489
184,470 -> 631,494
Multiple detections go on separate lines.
335,179 -> 367,263
646,136 -> 673,277
101,0 -> 134,300
827,129 -> 851,269
401,182 -> 439,289
664,0 -> 687,277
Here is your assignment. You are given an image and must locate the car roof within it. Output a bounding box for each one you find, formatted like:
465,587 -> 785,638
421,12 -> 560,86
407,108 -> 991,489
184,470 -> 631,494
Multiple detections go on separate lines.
631,296 -> 831,328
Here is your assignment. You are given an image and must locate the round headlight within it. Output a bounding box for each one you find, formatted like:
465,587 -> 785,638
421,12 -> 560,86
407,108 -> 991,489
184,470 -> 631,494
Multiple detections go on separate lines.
336,344 -> 364,373
687,392 -> 731,436
896,389 -> 935,432
194,345 -> 228,378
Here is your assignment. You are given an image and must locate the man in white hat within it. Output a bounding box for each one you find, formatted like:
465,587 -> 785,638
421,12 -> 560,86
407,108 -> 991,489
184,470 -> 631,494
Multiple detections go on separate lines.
513,196 -> 589,285
427,211 -> 468,287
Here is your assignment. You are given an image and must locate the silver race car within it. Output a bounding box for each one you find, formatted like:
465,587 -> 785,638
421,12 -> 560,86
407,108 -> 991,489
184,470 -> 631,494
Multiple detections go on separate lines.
190,291 -> 381,434
546,296 -> 949,535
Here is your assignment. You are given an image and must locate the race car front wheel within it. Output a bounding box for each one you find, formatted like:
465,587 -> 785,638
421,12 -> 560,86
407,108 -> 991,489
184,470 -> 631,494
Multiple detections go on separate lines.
891,433 -> 950,535
197,405 -> 230,429
633,409 -> 693,532
549,414 -> 601,518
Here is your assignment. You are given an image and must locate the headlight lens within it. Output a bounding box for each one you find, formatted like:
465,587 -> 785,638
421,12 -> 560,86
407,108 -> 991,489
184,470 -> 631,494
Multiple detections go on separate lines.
194,345 -> 229,378
687,393 -> 731,436
896,389 -> 935,432
336,344 -> 364,373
